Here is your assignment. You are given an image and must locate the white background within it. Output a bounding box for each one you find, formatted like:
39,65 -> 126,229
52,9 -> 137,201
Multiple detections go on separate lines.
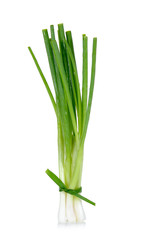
0,0 -> 143,239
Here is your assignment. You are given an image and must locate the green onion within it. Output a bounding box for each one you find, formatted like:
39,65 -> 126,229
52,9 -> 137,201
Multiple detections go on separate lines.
28,24 -> 97,223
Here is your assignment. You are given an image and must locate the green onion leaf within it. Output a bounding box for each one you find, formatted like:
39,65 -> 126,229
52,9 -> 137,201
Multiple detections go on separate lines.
82,35 -> 88,129
81,38 -> 97,145
28,46 -> 57,114
50,39 -> 79,142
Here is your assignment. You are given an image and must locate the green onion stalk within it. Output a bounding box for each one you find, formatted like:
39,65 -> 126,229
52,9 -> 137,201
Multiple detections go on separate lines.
28,24 -> 97,223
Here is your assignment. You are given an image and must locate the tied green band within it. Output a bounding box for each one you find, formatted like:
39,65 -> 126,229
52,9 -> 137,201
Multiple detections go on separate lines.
59,186 -> 82,194
45,169 -> 96,206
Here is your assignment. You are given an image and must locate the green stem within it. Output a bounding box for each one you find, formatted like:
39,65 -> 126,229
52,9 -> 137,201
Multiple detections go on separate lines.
57,122 -> 65,182
70,145 -> 84,189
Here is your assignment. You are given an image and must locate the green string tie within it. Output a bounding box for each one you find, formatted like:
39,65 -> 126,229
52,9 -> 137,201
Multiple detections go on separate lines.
45,169 -> 96,206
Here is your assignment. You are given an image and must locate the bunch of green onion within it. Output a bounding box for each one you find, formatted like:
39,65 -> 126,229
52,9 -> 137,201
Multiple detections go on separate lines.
28,23 -> 97,223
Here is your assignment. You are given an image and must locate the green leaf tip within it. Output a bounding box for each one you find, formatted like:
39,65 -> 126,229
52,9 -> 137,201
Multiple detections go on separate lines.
58,23 -> 64,27
45,169 -> 49,174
